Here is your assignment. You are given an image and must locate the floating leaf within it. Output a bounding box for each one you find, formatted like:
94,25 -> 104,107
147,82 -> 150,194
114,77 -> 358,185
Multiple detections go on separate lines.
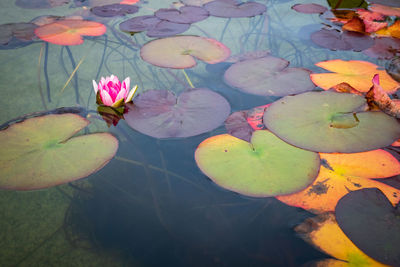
225,49 -> 270,63
263,91 -> 400,153
91,4 -> 139,17
181,0 -> 216,6
224,56 -> 315,96
155,6 -> 209,24
146,21 -> 190,38
311,29 -> 374,51
224,111 -> 254,142
368,0 -> 400,8
119,15 -> 161,32
34,19 -> 107,45
124,88 -> 230,138
369,4 -> 400,17
295,213 -> 389,267
120,0 -> 139,4
310,59 -> 400,93
356,9 -> 387,33
387,57 -> 400,83
376,20 -> 400,39
336,188 -> 400,266
363,37 -> 400,59
140,36 -> 230,69
291,3 -> 328,14
204,0 -> 266,18
342,17 -> 365,33
0,114 -> 118,190
246,104 -> 269,130
195,130 -> 320,197
277,149 -> 400,213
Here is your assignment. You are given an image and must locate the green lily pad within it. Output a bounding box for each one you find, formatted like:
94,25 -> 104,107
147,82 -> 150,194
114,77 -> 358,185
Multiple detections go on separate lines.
140,35 -> 231,69
263,91 -> 400,153
195,130 -> 320,197
0,113 -> 118,190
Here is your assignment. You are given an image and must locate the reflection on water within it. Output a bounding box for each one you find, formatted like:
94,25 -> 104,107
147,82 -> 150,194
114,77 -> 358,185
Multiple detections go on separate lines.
0,0 -> 400,266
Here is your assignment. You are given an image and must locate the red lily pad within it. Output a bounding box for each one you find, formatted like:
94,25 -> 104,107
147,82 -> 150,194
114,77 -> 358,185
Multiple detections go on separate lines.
291,3 -> 328,14
155,6 -> 209,24
204,0 -> 266,18
311,28 -> 374,51
335,188 -> 400,266
140,35 -> 230,69
363,37 -> 400,59
0,114 -> 118,190
263,90 -> 400,153
91,4 -> 139,17
224,56 -> 315,96
34,19 -> 107,45
124,88 -> 230,138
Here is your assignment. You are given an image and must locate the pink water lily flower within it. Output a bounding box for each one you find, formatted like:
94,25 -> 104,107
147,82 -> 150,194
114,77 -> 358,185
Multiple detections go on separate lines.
93,75 -> 137,108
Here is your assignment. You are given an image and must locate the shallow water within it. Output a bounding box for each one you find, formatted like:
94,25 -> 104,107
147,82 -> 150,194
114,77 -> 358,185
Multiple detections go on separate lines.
1,0 -> 399,266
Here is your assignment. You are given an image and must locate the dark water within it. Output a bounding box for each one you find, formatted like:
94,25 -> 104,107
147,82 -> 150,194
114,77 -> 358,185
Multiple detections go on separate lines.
0,0 -> 399,266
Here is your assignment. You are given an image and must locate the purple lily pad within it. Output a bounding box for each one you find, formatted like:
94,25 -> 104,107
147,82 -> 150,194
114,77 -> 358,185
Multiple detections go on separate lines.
363,37 -> 400,59
146,20 -> 190,37
204,0 -> 266,18
0,24 -> 13,45
368,0 -> 400,7
155,6 -> 209,24
224,111 -> 254,142
0,22 -> 37,47
335,188 -> 400,266
291,3 -> 327,14
125,88 -> 231,138
311,28 -> 374,51
91,4 -> 139,17
15,0 -> 70,9
225,49 -> 270,63
224,56 -> 315,96
119,15 -> 161,33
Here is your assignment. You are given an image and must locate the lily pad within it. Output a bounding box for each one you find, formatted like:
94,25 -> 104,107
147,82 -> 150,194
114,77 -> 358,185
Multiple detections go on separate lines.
335,188 -> 400,266
291,3 -> 328,14
311,28 -> 374,51
363,37 -> 400,59
277,149 -> 400,213
224,111 -> 254,142
0,113 -> 118,190
140,35 -> 230,69
34,19 -> 107,45
224,56 -> 315,96
124,88 -> 230,138
91,4 -> 139,17
369,0 -> 400,7
195,130 -> 320,197
204,0 -> 266,18
295,213 -> 388,267
15,0 -> 70,9
155,6 -> 209,24
310,59 -> 400,93
146,21 -> 190,38
263,91 -> 400,153
119,15 -> 161,32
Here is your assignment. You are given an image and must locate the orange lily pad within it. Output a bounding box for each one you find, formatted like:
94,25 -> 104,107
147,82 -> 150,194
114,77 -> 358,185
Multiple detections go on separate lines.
376,20 -> 400,39
34,19 -> 107,46
277,149 -> 400,214
310,59 -> 400,93
295,213 -> 389,267
140,36 -> 230,69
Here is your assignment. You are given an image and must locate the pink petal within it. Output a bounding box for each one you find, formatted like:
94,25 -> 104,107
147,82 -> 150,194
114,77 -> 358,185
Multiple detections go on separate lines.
108,86 -> 119,101
115,88 -> 127,102
372,74 -> 380,85
122,77 -> 130,91
100,90 -> 114,106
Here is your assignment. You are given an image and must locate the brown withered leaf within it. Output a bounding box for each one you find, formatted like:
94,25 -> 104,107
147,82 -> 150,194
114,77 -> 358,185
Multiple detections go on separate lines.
366,74 -> 400,117
330,82 -> 364,95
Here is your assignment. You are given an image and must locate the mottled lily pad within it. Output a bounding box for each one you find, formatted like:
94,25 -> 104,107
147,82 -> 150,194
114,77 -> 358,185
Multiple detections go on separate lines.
311,28 -> 374,51
195,130 -> 320,197
224,56 -> 315,96
204,0 -> 266,18
124,88 -> 230,138
140,35 -> 230,69
155,6 -> 209,24
0,114 -> 118,190
291,3 -> 328,14
336,188 -> 400,266
91,4 -> 139,17
263,91 -> 400,153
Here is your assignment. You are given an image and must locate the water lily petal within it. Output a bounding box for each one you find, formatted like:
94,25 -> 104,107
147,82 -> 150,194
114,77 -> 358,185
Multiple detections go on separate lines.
122,77 -> 130,91
115,88 -> 127,103
125,85 -> 137,103
92,80 -> 98,94
100,90 -> 114,106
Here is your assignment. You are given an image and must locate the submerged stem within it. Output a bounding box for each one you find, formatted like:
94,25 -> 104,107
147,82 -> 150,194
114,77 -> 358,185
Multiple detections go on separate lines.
37,43 -> 48,110
181,69 -> 195,88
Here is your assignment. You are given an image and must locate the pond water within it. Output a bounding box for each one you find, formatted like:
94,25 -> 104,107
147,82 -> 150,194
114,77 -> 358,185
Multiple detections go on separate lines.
1,0 -> 400,266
